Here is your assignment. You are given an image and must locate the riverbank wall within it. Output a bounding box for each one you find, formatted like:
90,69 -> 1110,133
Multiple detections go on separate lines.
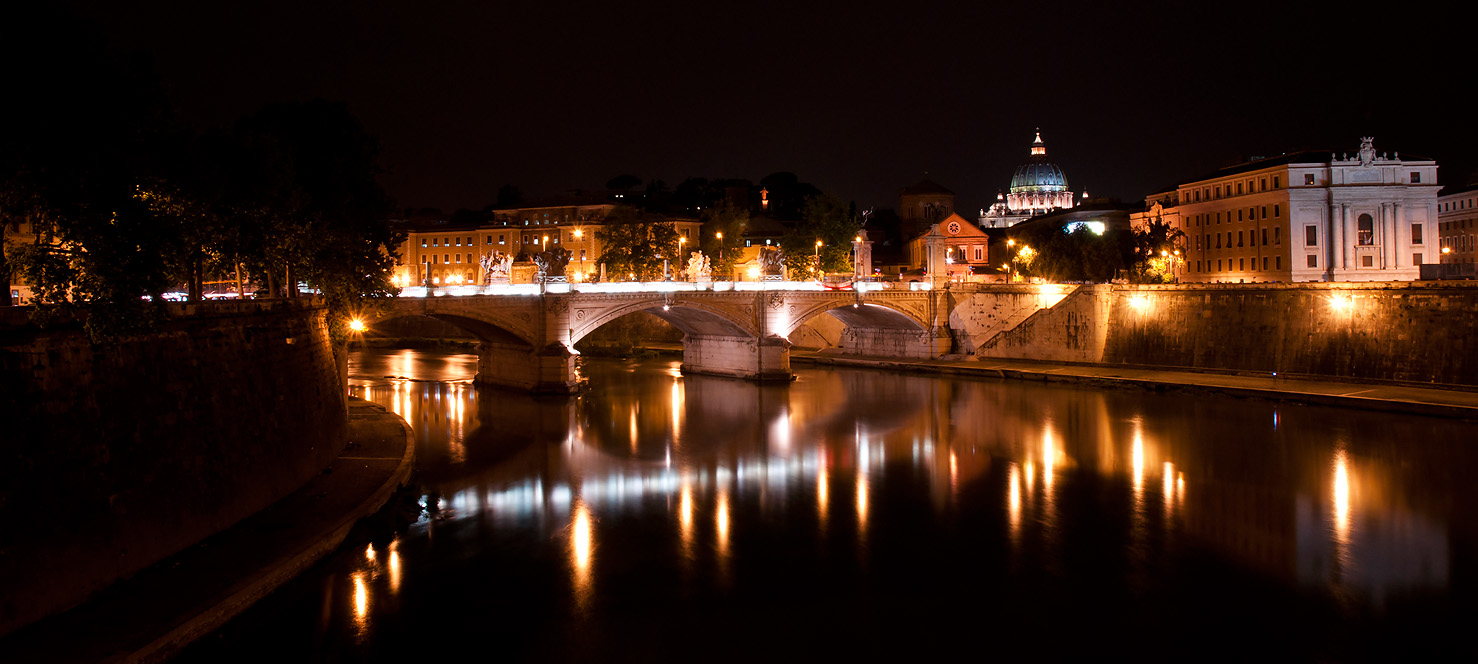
0,299 -> 348,637
971,283 -> 1478,386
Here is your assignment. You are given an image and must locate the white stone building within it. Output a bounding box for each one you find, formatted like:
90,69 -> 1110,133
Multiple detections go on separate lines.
1132,138 -> 1439,283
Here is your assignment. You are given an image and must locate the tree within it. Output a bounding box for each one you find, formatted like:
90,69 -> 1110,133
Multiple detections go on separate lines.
759,172 -> 821,219
231,100 -> 401,341
605,174 -> 642,192
698,205 -> 748,278
595,207 -> 680,281
781,194 -> 861,277
1,12 -> 194,340
1014,224 -> 1130,283
1128,215 -> 1187,283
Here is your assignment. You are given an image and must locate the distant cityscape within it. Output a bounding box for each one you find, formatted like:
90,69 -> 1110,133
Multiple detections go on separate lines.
7,131 -> 1475,304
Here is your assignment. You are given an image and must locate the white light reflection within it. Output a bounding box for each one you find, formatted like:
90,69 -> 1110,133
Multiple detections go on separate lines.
856,474 -> 869,540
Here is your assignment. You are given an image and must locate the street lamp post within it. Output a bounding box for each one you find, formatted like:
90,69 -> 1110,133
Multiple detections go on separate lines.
716,232 -> 724,280
814,240 -> 822,280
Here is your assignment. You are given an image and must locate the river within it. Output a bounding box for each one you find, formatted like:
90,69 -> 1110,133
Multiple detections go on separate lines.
181,348 -> 1477,661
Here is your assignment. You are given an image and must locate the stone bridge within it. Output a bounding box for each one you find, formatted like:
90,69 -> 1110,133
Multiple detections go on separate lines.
374,288 -> 952,393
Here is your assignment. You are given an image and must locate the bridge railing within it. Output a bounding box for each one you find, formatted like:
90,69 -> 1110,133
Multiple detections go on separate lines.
398,280 -> 914,298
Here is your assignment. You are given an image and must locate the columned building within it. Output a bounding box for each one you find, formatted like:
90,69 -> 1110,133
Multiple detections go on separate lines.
1132,138 -> 1439,283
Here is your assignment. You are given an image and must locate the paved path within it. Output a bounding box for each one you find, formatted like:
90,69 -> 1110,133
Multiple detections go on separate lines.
0,398 -> 414,664
793,352 -> 1478,419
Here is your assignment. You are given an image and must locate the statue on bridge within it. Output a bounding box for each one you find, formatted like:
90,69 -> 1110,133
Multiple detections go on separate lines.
483,251 -> 513,284
687,251 -> 711,282
534,247 -> 573,282
758,245 -> 784,278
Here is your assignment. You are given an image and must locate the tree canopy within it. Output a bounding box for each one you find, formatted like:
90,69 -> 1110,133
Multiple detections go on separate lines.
1,14 -> 400,343
594,207 -> 681,281
781,194 -> 862,277
698,205 -> 749,278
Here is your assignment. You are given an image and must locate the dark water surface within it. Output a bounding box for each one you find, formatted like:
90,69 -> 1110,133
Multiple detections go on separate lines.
182,348 -> 1478,661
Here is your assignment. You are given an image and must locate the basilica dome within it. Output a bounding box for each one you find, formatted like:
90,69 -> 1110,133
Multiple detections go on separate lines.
1006,131 -> 1075,213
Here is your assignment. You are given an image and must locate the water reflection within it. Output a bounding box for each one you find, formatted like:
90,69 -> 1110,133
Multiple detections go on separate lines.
315,349 -> 1475,659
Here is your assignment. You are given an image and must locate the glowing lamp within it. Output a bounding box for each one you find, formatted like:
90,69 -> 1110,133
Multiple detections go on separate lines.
349,318 -> 366,332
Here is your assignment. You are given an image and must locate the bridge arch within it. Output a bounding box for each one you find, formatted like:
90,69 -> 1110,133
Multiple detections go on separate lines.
779,298 -> 931,338
567,297 -> 757,346
780,295 -> 946,359
369,310 -> 537,348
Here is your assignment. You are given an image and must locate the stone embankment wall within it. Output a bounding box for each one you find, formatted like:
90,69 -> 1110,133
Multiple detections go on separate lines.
974,283 -> 1478,386
0,300 -> 347,636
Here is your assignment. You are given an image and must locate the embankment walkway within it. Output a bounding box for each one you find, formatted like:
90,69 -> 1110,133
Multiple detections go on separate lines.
0,398 -> 414,664
792,352 -> 1478,419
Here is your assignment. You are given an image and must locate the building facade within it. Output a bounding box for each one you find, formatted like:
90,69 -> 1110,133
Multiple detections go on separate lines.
906,213 -> 994,282
1438,183 -> 1478,265
1132,138 -> 1439,283
394,200 -> 702,286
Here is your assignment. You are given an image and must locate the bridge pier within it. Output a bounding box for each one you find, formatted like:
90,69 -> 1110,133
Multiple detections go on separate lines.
681,333 -> 793,382
841,326 -> 952,358
475,340 -> 580,394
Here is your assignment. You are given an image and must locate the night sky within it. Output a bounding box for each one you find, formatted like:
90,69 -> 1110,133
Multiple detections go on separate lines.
35,2 -> 1475,214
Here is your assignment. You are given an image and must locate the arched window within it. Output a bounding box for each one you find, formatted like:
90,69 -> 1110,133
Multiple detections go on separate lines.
1357,214 -> 1374,245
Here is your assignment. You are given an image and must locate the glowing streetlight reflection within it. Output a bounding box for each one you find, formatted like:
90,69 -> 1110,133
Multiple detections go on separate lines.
1333,449 -> 1352,546
571,500 -> 594,609
352,572 -> 369,631
388,542 -> 402,594
1008,463 -> 1022,538
716,491 -> 730,557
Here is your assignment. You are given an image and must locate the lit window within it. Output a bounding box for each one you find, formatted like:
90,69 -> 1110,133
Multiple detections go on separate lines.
421,239 -> 427,247
1357,214 -> 1374,245
1304,173 -> 1315,185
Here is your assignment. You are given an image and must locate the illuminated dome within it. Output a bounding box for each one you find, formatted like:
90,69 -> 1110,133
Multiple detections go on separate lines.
1007,131 -> 1075,213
